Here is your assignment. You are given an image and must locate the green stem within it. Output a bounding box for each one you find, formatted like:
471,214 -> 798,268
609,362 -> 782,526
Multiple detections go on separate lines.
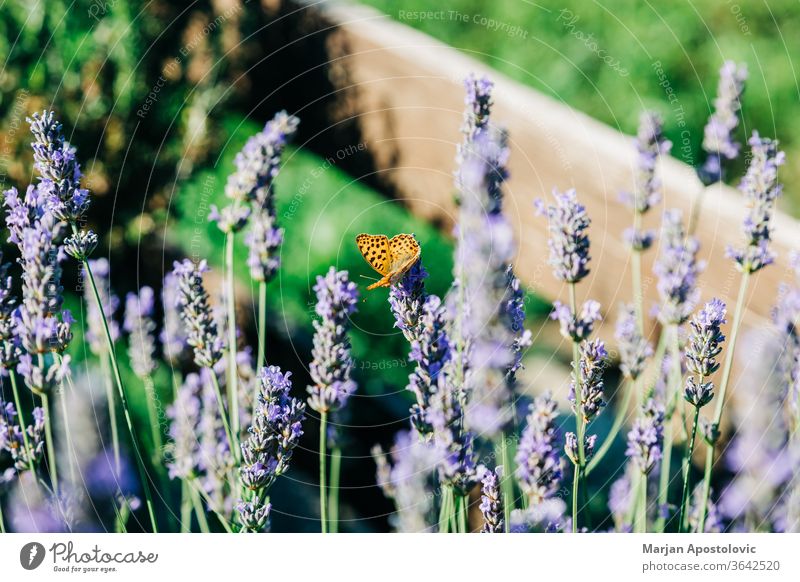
698,271 -> 750,530
142,376 -> 163,464
81,255 -> 158,532
456,493 -> 468,533
9,372 -> 35,472
679,406 -> 701,532
257,281 -> 267,372
41,393 -> 58,496
57,382 -> 77,485
180,481 -> 192,533
328,445 -> 341,533
189,484 -> 211,533
100,351 -> 121,474
225,232 -> 240,441
654,325 -> 682,532
208,371 -> 237,463
571,463 -> 580,531
687,184 -> 705,236
439,484 -> 453,533
0,501 -> 5,533
586,377 -> 635,475
319,411 -> 328,533
635,473 -> 648,533
568,283 -> 586,529
497,434 -> 513,532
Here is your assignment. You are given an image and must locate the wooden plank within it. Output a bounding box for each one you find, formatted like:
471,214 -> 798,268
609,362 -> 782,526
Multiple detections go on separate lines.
308,1 -> 798,342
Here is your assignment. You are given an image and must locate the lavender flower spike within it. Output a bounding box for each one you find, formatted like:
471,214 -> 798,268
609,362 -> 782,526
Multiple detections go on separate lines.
515,393 -> 564,505
654,209 -> 704,325
388,261 -> 429,344
479,466 -> 504,533
621,112 -> 671,251
726,133 -> 785,274
173,259 -> 224,369
625,398 -> 665,475
27,110 -> 90,223
569,338 -> 607,423
407,294 -> 451,437
0,399 -> 46,470
461,73 -> 494,142
565,432 -> 597,465
685,299 -> 727,380
699,61 -> 748,185
551,299 -> 601,343
238,366 -> 305,531
536,189 -> 591,284
615,303 -> 653,381
0,256 -> 22,368
166,373 -> 202,480
307,267 -> 359,413
161,271 -> 189,365
124,287 -> 158,379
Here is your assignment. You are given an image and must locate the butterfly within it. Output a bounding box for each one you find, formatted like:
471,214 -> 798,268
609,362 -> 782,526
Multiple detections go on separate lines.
356,233 -> 421,290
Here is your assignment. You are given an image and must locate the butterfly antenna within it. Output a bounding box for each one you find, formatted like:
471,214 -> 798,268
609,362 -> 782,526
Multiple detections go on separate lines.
359,274 -> 379,282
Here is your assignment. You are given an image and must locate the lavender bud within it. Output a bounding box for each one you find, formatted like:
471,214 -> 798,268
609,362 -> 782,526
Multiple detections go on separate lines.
654,209 -> 704,325
625,398 -> 665,475
726,133 -> 785,274
536,189 -> 591,284
620,111 -> 671,216
569,339 -> 607,423
615,303 -> 653,380
684,377 -> 714,408
63,230 -> 97,260
479,466 -> 504,533
515,393 -> 564,504
685,298 -> 727,377
209,204 -> 251,234
173,259 -> 224,369
565,432 -> 597,465
307,268 -> 359,413
388,261 -> 428,344
551,299 -> 601,342
235,500 -> 271,531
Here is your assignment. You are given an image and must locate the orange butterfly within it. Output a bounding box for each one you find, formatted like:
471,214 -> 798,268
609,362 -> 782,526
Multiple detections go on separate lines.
355,233 -> 421,290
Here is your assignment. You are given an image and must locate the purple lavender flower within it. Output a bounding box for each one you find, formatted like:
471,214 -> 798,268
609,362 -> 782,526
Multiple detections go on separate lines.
0,399 -> 45,470
699,61 -> 748,185
407,294 -> 451,436
161,271 -> 189,365
726,133 -> 785,274
307,268 -> 358,413
166,373 -> 202,480
621,112 -> 671,250
208,204 -> 251,234
479,466 -> 504,533
246,208 -> 284,283
685,298 -> 726,382
388,261 -> 429,344
27,110 -> 90,223
689,484 -> 723,532
63,230 -> 98,261
461,73 -> 493,143
0,256 -> 22,368
551,299 -> 601,342
608,470 -> 634,530
238,366 -> 305,531
565,432 -> 597,465
173,259 -> 224,369
83,258 -> 119,356
569,338 -> 607,423
536,189 -> 591,284
515,393 -> 563,505
654,209 -> 703,325
123,286 -> 157,378
615,303 -> 653,381
625,398 -> 665,475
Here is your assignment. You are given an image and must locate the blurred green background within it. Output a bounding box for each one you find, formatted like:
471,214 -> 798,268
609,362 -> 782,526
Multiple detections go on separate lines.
0,0 -> 796,531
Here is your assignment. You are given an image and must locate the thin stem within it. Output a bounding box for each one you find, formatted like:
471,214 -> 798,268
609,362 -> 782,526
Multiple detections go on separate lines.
319,410 -> 328,533
41,393 -> 58,496
0,501 -> 5,533
142,376 -> 163,464
208,371 -> 237,464
679,406 -> 701,532
438,484 -> 453,533
225,232 -> 240,441
99,353 -> 121,474
698,271 -> 750,530
687,184 -> 706,236
654,324 -> 682,532
586,377 -> 635,475
635,473 -> 647,533
188,484 -> 211,533
328,445 -> 341,533
257,280 -> 267,372
180,481 -> 192,533
81,256 -> 158,532
568,283 -> 586,528
571,463 -> 580,531
456,493 -> 468,533
497,434 -> 513,532
9,372 -> 35,472
57,383 -> 77,485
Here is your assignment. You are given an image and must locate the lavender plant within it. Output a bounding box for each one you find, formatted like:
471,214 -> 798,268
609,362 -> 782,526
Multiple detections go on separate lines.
515,392 -> 564,506
625,398 -> 664,532
479,466 -> 504,533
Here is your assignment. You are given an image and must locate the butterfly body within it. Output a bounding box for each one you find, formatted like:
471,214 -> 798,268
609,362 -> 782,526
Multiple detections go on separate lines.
356,233 -> 421,290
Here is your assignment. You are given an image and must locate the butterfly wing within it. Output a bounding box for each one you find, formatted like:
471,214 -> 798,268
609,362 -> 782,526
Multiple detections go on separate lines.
388,234 -> 421,281
356,233 -> 391,276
